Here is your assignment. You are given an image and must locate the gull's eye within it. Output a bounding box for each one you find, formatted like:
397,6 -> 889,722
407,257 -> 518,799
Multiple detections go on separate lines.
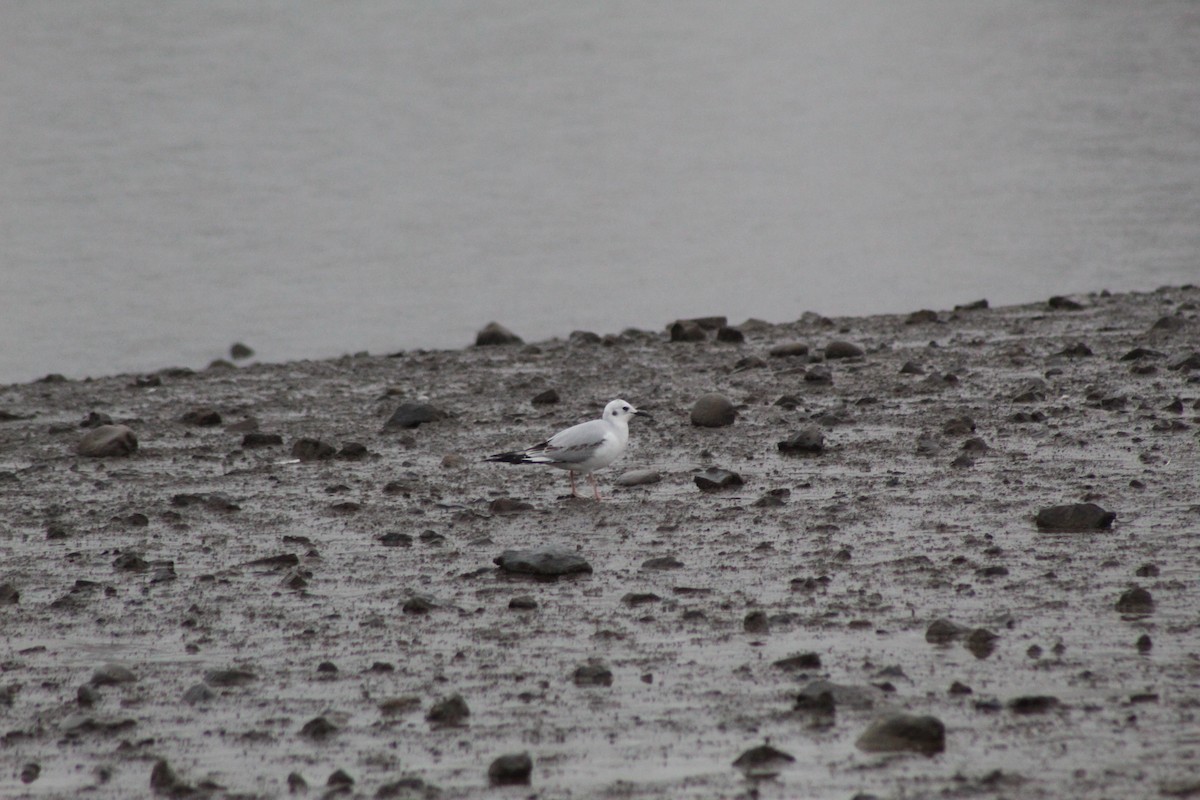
622,406 -> 630,412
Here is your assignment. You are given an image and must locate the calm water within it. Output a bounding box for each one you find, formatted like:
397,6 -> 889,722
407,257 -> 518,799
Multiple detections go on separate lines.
3,1 -> 1198,384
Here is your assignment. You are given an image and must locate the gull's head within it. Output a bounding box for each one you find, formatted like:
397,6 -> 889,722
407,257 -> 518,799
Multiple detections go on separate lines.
604,399 -> 650,423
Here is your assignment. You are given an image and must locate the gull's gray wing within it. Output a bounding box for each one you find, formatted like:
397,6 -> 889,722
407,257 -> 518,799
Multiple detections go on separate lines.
530,418 -> 612,463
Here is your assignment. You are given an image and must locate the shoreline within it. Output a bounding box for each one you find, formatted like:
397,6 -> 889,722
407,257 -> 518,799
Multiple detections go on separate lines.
1,286 -> 1198,799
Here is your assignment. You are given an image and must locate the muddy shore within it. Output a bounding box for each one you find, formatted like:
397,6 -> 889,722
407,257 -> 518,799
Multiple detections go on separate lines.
1,288 -> 1198,799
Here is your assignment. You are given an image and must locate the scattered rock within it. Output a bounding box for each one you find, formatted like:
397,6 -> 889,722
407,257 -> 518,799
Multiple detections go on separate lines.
743,610 -> 769,634
292,438 -> 336,461
182,684 -> 214,705
768,342 -> 809,358
89,664 -> 137,687
694,468 -> 743,492
1047,295 -> 1084,310
385,402 -> 449,429
81,411 -> 114,428
337,442 -> 369,460
732,743 -> 795,778
796,680 -> 879,710
1012,378 -> 1048,403
0,583 -> 20,605
229,342 -> 254,360
150,759 -> 193,797
615,469 -> 661,487
1008,695 -> 1060,714
475,322 -> 523,346
508,595 -> 537,610
495,547 -> 593,577
1115,586 -> 1154,615
299,716 -> 338,739
1036,503 -> 1116,531
573,661 -> 614,687
804,364 -> 833,383
855,713 -> 946,755
242,432 -> 283,448
180,407 -> 222,426
690,393 -> 736,427
489,497 -> 534,514
378,532 -> 413,548
772,652 -> 822,672
669,320 -> 707,342
925,618 -> 970,644
906,309 -> 940,324
753,488 -> 790,507
777,425 -> 824,454
426,694 -> 470,727
203,668 -> 257,687
965,628 -> 999,659
942,415 -> 976,435
824,340 -> 864,359
531,388 -> 560,405
641,556 -> 683,570
76,425 -> 138,457
488,753 -> 533,787
19,762 -> 39,785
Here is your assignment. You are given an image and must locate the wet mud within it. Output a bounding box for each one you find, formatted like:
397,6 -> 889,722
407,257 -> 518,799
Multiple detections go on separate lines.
1,288 -> 1198,798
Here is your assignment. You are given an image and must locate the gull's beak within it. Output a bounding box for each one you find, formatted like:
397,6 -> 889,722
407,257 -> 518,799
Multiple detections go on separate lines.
633,409 -> 652,420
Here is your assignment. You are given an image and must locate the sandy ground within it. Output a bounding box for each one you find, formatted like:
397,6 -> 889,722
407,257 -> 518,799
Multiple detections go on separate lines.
1,287 -> 1199,799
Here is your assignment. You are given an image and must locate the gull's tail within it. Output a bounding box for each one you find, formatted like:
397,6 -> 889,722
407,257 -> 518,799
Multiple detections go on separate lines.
485,450 -> 535,465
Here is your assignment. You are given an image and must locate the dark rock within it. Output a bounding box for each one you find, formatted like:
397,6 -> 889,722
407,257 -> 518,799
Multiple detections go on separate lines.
426,693 -> 470,727
733,355 -> 769,370
19,763 -> 39,785
573,662 -> 614,687
242,432 -> 283,448
244,553 -> 299,570
488,752 -> 533,787
716,325 -> 745,343
376,776 -> 439,799
686,315 -> 728,330
950,454 -> 975,469
965,628 -> 999,659
150,759 -> 192,797
942,415 -> 976,435
327,769 -> 354,788
622,592 -> 662,606
1135,563 -> 1160,578
385,402 -> 449,429
694,468 -> 744,492
955,298 -> 989,311
475,322 -> 523,346
641,556 -> 684,570
531,388 -> 560,405
569,330 -> 602,344
1047,295 -> 1084,310
824,340 -> 864,359
797,680 -> 879,710
1169,352 -> 1200,371
229,342 -> 254,360
336,442 -> 369,460
203,668 -> 257,687
1115,586 -> 1154,614
299,716 -> 338,739
777,425 -> 824,454
402,596 -> 434,615
743,610 -> 769,634
182,684 -> 214,705
291,438 -> 336,461
494,546 -> 592,577
855,713 -> 945,755
0,583 -> 20,605
508,595 -> 537,610
1012,378 -> 1048,403
976,565 -> 1009,578
773,652 -> 822,671
669,320 -> 707,342
732,743 -> 795,778
1036,503 -> 1115,531
925,618 -> 969,644
948,681 -> 973,695
753,488 -> 790,507
1055,342 -> 1093,358
804,364 -> 833,383
768,342 -> 809,358
1136,634 -> 1153,653
615,469 -> 662,487
76,685 -> 100,707
1008,695 -> 1060,714
90,663 -> 137,687
286,772 -> 307,794
378,532 -> 413,548
489,497 -> 534,514
899,360 -> 925,375
1151,315 -> 1188,333
1121,347 -> 1165,361
906,309 -> 940,324
962,436 -> 989,453
76,425 -> 138,457
180,408 -> 222,426
81,411 -> 114,428
690,393 -> 736,427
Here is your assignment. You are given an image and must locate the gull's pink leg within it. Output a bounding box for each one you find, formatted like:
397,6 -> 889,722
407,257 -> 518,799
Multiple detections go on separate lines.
590,474 -> 602,502
569,471 -> 579,497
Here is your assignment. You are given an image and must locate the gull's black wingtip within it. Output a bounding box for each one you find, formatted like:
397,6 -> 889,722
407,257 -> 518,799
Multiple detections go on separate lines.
485,451 -> 529,465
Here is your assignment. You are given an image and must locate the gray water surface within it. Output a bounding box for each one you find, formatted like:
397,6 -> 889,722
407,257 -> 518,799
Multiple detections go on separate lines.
3,1 -> 1198,383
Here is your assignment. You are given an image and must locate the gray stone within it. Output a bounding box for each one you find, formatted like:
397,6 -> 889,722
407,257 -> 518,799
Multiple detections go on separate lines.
769,342 -> 810,358
669,320 -> 707,342
925,618 -> 970,644
385,402 -> 449,429
494,546 -> 593,577
640,556 -> 683,570
488,752 -> 532,787
76,425 -> 138,457
182,684 -> 215,705
90,664 -> 136,687
855,713 -> 945,755
732,743 -> 795,778
573,661 -> 613,687
426,693 -> 470,727
291,438 -> 336,460
824,340 -> 864,359
796,680 -> 880,710
690,393 -> 736,427
694,467 -> 743,491
1115,586 -> 1154,614
615,469 -> 662,487
475,322 -> 523,346
777,425 -> 824,454
1036,503 -> 1115,531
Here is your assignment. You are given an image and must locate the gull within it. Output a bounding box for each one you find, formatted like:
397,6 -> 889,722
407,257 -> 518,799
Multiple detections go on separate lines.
485,399 -> 650,500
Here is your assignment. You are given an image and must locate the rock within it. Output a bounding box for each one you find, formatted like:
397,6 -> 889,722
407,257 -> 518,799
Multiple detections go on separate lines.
942,415 -> 976,435
925,618 -> 970,644
203,668 -> 257,687
376,776 -> 439,798
733,355 -> 768,370
229,342 -> 254,359
76,685 -> 100,707
640,556 -> 683,570
531,388 -> 560,405
286,772 -> 307,794
90,664 -> 137,687
495,546 -> 593,578
1047,295 -> 1084,310
955,298 -> 989,310
569,330 -> 602,344
112,552 -> 148,571
694,468 -> 743,492
0,583 -> 19,605
402,596 -> 434,615
1136,634 -> 1153,653
804,364 -> 833,383
669,320 -> 707,342
242,432 -> 283,448
19,763 -> 39,785
489,497 -> 534,514
768,342 -> 809,358
906,309 -> 940,324
488,752 -> 533,787
615,469 -> 661,487
1115,586 -> 1154,614
743,610 -> 769,634
716,325 -> 745,343
1055,342 -> 1093,358
336,442 -> 369,460
573,661 -> 614,687
299,716 -> 338,739
508,595 -> 537,610
824,340 -> 864,359
291,438 -> 336,461
899,360 -> 925,375
81,411 -> 114,428
1008,695 -> 1060,714
150,759 -> 193,796
76,425 -> 138,457
622,592 -> 662,606
1121,347 -> 1165,361
1168,352 -> 1200,371
796,680 -> 879,710
855,713 -> 945,756
777,425 -> 824,454
753,488 -> 790,507
180,407 -> 222,426
426,694 -> 470,727
182,684 -> 214,705
327,769 -> 354,788
475,322 -> 523,346
772,652 -> 821,672
378,532 -> 413,548
965,628 -> 999,659
1012,378 -> 1048,403
385,402 -> 449,429
690,393 -> 736,427
1035,503 -> 1116,531
732,743 -> 795,778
